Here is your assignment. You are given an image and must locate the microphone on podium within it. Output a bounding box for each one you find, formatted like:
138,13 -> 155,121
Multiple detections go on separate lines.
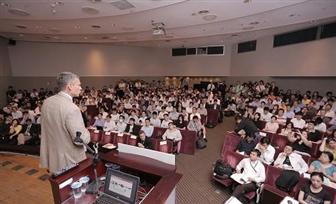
74,131 -> 95,154
74,131 -> 83,144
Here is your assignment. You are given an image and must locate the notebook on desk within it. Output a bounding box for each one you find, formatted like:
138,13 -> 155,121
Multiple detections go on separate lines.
94,169 -> 140,204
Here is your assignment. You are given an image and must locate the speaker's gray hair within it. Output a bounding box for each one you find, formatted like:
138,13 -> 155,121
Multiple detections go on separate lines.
56,72 -> 79,90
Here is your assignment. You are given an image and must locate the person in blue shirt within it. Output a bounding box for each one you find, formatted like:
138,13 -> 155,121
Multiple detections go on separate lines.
308,151 -> 336,183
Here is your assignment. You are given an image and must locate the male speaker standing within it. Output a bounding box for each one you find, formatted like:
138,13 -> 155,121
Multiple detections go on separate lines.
40,72 -> 90,174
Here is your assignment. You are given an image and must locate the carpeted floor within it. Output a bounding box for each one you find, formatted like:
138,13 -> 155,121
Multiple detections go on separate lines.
176,117 -> 235,204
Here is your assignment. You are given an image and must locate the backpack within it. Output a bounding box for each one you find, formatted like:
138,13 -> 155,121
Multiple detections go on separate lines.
196,138 -> 207,149
275,170 -> 300,192
213,159 -> 233,178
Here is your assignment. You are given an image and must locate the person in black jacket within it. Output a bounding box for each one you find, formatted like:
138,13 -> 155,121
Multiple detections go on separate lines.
235,115 -> 260,139
137,131 -> 153,149
17,119 -> 40,145
124,118 -> 141,136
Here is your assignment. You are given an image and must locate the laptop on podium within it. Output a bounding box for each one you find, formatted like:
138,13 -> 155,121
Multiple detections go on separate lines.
94,169 -> 140,204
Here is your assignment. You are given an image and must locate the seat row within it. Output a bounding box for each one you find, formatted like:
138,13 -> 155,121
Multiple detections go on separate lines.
222,131 -> 321,163
89,129 -> 175,154
213,150 -> 336,204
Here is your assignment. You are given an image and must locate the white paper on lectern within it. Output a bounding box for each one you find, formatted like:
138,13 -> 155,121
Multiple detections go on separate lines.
117,143 -> 175,165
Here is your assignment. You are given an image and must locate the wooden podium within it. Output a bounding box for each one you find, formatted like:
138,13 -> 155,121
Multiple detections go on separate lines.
49,150 -> 182,204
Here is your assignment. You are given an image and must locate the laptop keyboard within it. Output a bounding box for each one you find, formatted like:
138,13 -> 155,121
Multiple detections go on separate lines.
94,194 -> 125,204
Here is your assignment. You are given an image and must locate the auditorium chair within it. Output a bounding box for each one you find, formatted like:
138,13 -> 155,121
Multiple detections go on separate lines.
221,133 -> 240,158
99,132 -> 115,145
206,109 -> 219,128
200,115 -> 207,125
126,134 -> 138,146
113,133 -> 127,145
152,127 -> 167,138
212,150 -> 245,187
179,129 -> 197,155
151,138 -> 173,153
271,134 -> 289,154
310,142 -> 321,158
89,129 -> 102,143
261,165 -> 302,204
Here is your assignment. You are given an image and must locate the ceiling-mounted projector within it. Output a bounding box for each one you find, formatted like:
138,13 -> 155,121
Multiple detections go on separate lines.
152,28 -> 165,36
152,21 -> 166,36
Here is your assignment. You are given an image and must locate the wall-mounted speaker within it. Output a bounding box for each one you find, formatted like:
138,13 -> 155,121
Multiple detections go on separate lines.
8,39 -> 16,46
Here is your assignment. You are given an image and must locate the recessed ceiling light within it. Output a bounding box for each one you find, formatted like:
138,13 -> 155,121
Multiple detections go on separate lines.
91,25 -> 101,29
83,36 -> 88,40
53,36 -> 60,39
203,14 -> 217,21
0,2 -> 10,7
8,8 -> 30,16
198,10 -> 209,15
16,25 -> 27,29
82,6 -> 99,15
54,1 -> 64,6
74,25 -> 80,29
249,21 -> 259,25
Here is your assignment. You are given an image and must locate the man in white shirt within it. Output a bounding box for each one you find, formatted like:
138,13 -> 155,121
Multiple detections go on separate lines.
140,118 -> 154,137
260,107 -> 273,122
274,145 -> 308,175
150,112 -> 161,127
161,114 -> 172,128
230,149 -> 266,203
255,137 -> 275,165
290,112 -> 306,129
115,115 -> 127,133
103,115 -> 117,132
189,107 -> 201,121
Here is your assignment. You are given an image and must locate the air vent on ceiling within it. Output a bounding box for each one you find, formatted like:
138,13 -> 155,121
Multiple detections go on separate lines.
110,0 -> 135,10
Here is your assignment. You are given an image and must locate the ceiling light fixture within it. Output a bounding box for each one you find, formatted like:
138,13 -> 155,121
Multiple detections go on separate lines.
82,6 -> 99,15
8,8 -> 30,16
203,14 -> 217,21
198,10 -> 210,15
0,2 -> 10,7
91,25 -> 101,29
16,25 -> 27,29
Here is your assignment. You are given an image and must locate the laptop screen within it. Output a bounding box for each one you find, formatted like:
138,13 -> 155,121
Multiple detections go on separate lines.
104,169 -> 140,204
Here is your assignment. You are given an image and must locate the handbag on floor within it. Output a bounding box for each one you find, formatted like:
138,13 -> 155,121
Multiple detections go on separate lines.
196,138 -> 207,149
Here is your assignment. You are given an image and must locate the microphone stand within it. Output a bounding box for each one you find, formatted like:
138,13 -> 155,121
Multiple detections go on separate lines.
83,142 -> 101,196
74,132 -> 100,196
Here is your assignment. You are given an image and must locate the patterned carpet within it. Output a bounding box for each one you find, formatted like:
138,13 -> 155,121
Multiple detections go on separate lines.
176,117 -> 235,204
